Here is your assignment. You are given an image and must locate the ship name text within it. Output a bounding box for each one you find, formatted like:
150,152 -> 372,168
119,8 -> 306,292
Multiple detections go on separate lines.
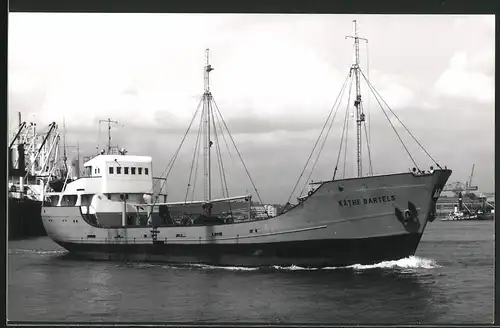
338,195 -> 396,207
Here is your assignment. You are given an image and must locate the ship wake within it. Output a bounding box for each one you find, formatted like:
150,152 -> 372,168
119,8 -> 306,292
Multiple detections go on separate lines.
120,256 -> 440,272
8,249 -> 68,256
273,256 -> 440,271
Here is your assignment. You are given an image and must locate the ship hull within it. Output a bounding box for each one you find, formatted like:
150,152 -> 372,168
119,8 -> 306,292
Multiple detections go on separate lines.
54,232 -> 422,267
42,169 -> 451,267
8,197 -> 46,240
478,213 -> 494,220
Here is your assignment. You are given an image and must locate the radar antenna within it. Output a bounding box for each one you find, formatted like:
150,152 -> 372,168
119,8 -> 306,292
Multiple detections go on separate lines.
99,118 -> 119,154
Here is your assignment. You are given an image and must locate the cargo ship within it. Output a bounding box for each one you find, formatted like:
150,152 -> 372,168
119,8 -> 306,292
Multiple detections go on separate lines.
41,21 -> 451,267
8,115 -> 74,239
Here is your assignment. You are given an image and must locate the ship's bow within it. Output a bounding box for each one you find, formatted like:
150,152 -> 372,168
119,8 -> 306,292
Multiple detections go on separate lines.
425,169 -> 453,224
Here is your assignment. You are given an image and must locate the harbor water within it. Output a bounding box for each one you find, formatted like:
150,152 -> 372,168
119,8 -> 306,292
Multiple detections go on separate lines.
8,220 -> 494,324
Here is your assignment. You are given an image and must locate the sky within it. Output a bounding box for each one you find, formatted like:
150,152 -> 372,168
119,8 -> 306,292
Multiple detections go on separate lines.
8,13 -> 495,204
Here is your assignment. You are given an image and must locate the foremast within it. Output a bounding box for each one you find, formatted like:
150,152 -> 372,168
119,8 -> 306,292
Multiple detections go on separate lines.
203,49 -> 214,214
346,20 -> 368,178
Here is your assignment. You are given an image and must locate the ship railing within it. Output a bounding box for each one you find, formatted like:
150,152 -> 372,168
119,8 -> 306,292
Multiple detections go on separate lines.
137,194 -> 255,226
143,194 -> 252,207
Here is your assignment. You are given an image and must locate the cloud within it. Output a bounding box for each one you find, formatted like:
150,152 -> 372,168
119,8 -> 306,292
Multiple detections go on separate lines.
376,83 -> 415,110
434,51 -> 494,104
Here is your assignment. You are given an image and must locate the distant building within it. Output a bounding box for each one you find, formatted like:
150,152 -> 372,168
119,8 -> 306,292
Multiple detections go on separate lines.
251,205 -> 267,219
264,204 -> 278,217
251,204 -> 278,219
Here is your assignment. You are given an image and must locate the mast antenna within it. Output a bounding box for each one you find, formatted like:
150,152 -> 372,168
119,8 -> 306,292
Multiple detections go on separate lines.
62,117 -> 68,175
203,48 -> 214,204
77,141 -> 80,176
346,20 -> 368,178
99,118 -> 119,154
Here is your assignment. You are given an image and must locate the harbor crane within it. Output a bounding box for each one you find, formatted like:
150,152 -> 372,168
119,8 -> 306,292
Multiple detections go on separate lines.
442,164 -> 478,197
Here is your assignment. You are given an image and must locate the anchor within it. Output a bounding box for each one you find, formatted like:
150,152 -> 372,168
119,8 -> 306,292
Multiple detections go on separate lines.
395,201 -> 420,231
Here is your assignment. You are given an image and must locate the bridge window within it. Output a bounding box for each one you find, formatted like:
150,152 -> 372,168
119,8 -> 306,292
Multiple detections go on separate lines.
81,194 -> 94,206
145,168 -> 149,175
138,167 -> 142,175
49,195 -> 60,206
61,195 -> 78,206
109,167 -> 114,174
124,167 -> 129,174
117,167 -> 121,174
131,167 -> 136,175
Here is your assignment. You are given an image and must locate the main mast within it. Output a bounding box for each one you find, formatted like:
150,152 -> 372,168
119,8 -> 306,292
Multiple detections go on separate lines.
203,48 -> 214,203
346,20 -> 368,178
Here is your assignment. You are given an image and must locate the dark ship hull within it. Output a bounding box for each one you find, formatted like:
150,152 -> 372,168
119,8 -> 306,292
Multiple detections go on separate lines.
54,233 -> 422,267
7,177 -> 71,240
8,196 -> 46,240
477,213 -> 494,220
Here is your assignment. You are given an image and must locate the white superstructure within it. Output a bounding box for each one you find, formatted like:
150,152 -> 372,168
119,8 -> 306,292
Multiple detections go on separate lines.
66,154 -> 153,195
44,152 -> 155,228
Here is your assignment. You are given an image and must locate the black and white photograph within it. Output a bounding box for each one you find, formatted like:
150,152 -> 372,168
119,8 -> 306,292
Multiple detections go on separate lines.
7,11 -> 494,324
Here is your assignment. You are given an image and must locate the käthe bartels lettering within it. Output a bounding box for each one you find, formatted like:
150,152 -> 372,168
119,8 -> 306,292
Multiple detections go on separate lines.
338,195 -> 396,207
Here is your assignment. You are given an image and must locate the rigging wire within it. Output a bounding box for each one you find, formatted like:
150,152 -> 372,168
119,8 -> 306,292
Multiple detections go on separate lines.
210,101 -> 233,216
211,105 -> 226,198
363,121 -> 373,175
147,97 -> 204,216
184,104 -> 205,204
359,69 -> 442,169
299,72 -> 351,198
342,100 -> 350,178
358,70 -> 420,171
366,41 -> 371,149
152,96 -> 204,194
285,71 -> 351,205
211,96 -> 267,211
214,110 -> 234,164
342,71 -> 355,179
333,74 -> 354,180
212,114 -> 227,198
190,129 -> 202,202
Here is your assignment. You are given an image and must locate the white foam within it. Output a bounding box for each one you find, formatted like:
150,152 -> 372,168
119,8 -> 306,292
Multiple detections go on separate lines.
8,249 -> 67,256
183,263 -> 259,271
333,256 -> 440,270
272,265 -> 319,271
272,256 -> 440,271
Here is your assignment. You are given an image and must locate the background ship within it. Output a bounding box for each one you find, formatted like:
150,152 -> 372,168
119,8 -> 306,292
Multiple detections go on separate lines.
8,114 -> 79,239
436,164 -> 495,221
